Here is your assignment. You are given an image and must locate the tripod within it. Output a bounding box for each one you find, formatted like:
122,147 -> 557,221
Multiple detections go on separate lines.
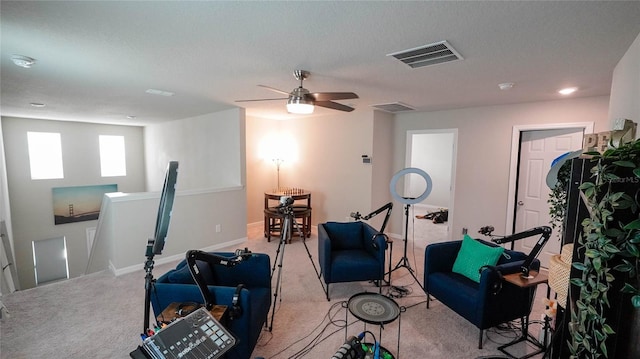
268,202 -> 323,331
390,203 -> 424,291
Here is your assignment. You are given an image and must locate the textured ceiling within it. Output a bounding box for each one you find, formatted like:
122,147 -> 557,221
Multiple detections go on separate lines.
2,1 -> 640,126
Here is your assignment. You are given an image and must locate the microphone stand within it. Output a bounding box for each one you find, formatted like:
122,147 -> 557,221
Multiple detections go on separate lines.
142,238 -> 157,336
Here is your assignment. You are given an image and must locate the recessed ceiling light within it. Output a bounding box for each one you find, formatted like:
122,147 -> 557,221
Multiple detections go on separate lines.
498,82 -> 514,91
30,102 -> 45,107
11,54 -> 36,68
126,115 -> 136,120
558,87 -> 578,95
145,89 -> 174,97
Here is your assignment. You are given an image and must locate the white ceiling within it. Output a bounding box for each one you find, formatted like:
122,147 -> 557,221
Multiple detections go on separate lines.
2,1 -> 640,126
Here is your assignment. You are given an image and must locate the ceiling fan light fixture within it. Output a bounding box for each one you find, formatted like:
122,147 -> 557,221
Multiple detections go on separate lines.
286,97 -> 314,114
558,87 -> 578,95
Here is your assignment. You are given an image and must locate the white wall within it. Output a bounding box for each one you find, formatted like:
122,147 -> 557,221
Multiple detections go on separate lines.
245,115 -> 282,226
87,188 -> 246,275
1,117 -> 145,289
99,108 -> 248,272
369,110 -> 395,231
609,31 -> 640,135
0,119 -> 17,293
246,110 -> 379,227
392,96 -> 611,238
144,108 -> 245,191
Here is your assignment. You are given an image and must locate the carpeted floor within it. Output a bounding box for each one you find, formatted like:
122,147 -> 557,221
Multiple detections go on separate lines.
0,219 -> 548,359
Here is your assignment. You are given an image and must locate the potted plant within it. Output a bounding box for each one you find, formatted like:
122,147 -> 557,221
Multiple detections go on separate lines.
568,138 -> 640,358
548,160 -> 572,237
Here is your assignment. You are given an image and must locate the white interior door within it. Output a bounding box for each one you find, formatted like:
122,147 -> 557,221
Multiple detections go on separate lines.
514,128 -> 583,268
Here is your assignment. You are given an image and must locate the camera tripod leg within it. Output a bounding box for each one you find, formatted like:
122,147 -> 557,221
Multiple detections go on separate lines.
292,217 -> 324,292
267,211 -> 326,330
268,215 -> 291,331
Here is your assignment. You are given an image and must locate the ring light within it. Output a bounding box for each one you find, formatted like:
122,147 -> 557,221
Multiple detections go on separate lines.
389,167 -> 432,205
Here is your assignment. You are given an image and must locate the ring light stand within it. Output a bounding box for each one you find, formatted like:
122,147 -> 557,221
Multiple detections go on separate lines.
142,161 -> 178,337
389,167 -> 432,291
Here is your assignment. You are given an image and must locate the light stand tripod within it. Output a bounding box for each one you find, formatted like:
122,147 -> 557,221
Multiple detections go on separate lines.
268,197 -> 323,331
388,167 -> 433,292
390,203 -> 424,291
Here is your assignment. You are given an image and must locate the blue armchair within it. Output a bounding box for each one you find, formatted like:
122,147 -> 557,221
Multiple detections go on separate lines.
151,252 -> 271,359
423,239 -> 540,349
318,221 -> 387,300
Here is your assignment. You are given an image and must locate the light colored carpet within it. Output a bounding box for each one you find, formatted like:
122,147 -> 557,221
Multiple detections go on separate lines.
0,220 -> 547,359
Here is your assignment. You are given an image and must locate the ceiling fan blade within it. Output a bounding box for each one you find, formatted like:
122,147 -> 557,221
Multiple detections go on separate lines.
258,84 -> 291,96
235,97 -> 288,103
315,101 -> 355,112
310,92 -> 358,101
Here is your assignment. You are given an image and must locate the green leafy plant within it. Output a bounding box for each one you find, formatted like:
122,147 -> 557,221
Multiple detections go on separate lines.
568,138 -> 640,359
548,160 -> 572,236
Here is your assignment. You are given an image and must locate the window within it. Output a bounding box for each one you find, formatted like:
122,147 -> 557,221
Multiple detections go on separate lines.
27,132 -> 64,180
99,135 -> 126,177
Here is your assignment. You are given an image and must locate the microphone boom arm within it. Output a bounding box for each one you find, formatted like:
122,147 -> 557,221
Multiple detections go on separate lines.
491,226 -> 552,277
186,249 -> 252,310
352,202 -> 393,233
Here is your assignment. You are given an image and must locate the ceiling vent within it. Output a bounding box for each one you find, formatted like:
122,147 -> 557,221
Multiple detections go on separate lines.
387,40 -> 463,69
372,102 -> 415,113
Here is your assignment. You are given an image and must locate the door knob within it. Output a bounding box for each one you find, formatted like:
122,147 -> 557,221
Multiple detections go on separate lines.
517,201 -> 524,206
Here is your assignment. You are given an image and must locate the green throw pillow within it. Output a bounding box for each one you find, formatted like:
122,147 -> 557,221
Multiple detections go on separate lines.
452,234 -> 504,283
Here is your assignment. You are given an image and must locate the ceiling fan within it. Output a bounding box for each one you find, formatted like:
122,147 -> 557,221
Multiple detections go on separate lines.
236,70 -> 358,114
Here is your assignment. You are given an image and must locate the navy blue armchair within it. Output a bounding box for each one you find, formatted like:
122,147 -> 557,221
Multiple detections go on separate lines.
151,252 -> 271,359
318,221 -> 387,300
423,240 -> 540,349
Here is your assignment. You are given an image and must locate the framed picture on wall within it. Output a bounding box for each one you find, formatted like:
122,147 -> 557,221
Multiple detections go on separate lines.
52,184 -> 118,225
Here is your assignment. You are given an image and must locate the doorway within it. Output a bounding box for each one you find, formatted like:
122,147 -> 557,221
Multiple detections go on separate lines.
506,123 -> 593,268
406,129 -> 457,244
32,236 -> 69,285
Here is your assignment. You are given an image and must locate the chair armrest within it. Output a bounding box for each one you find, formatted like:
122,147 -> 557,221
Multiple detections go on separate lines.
318,223 -> 332,279
361,222 -> 388,255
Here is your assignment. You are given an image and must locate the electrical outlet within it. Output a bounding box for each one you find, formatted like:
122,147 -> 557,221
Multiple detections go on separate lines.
462,228 -> 468,235
215,224 -> 221,233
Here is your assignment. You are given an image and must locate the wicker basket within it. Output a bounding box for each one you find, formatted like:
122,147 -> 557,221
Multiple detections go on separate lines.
549,244 -> 573,307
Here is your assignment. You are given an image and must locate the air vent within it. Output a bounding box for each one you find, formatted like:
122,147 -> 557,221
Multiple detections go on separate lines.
387,40 -> 463,69
372,102 -> 415,113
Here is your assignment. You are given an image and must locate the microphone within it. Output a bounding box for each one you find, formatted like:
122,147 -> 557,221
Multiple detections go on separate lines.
330,335 -> 365,359
350,212 -> 362,220
234,247 -> 252,261
479,225 -> 495,236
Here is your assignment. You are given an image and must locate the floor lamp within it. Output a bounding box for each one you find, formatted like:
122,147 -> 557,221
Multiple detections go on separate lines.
389,167 -> 432,291
272,158 -> 283,190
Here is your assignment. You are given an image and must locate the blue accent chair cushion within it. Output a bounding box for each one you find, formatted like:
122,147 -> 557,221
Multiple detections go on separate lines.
318,221 -> 387,300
